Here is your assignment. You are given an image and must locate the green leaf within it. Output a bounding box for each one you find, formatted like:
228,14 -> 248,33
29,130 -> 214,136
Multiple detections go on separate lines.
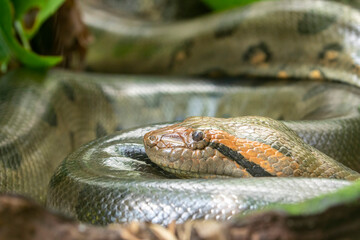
280,180 -> 360,216
0,0 -> 62,70
11,0 -> 65,39
201,0 -> 266,11
0,33 -> 11,73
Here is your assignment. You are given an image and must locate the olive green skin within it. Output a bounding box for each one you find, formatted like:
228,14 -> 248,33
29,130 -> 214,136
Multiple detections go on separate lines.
2,70 -> 356,225
82,0 -> 360,87
1,0 -> 360,225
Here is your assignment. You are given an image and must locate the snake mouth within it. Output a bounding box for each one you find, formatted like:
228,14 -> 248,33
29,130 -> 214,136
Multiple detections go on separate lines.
157,164 -> 233,179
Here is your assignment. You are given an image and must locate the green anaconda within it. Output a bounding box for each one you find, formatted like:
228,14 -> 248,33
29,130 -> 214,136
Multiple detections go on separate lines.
1,0 -> 360,225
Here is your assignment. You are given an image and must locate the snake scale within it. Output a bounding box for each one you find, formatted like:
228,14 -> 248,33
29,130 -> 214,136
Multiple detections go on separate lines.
1,0 -> 360,225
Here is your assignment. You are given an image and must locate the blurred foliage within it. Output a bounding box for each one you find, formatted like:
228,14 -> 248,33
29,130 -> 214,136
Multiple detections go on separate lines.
202,0 -> 266,11
0,0 -> 64,73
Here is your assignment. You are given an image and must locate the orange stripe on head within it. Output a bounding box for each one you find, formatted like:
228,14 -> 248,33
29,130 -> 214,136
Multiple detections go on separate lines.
205,129 -> 297,177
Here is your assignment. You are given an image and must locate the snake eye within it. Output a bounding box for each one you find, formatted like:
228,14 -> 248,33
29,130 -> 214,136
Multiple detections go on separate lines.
192,131 -> 204,142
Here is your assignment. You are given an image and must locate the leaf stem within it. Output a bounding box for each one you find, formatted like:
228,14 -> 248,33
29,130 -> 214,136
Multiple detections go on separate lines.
14,20 -> 31,51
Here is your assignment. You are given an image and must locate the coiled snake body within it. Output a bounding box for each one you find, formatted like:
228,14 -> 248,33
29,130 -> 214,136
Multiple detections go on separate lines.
2,0 -> 360,225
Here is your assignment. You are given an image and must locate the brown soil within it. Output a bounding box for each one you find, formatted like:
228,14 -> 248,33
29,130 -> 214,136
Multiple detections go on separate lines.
1,194 -> 359,240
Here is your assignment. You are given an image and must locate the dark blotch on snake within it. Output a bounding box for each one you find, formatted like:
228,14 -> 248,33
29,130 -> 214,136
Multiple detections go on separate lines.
318,43 -> 343,60
96,122 -> 107,138
243,42 -> 272,63
115,144 -> 148,160
94,82 -> 115,105
0,142 -> 22,170
298,12 -> 336,35
42,105 -> 57,127
61,82 -> 75,102
214,25 -> 236,38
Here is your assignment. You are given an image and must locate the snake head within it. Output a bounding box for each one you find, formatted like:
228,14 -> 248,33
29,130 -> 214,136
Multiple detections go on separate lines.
144,117 -> 255,178
145,116 -> 360,180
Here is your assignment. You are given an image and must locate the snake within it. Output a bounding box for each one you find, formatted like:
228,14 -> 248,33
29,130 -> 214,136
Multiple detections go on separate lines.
1,0 -> 360,226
